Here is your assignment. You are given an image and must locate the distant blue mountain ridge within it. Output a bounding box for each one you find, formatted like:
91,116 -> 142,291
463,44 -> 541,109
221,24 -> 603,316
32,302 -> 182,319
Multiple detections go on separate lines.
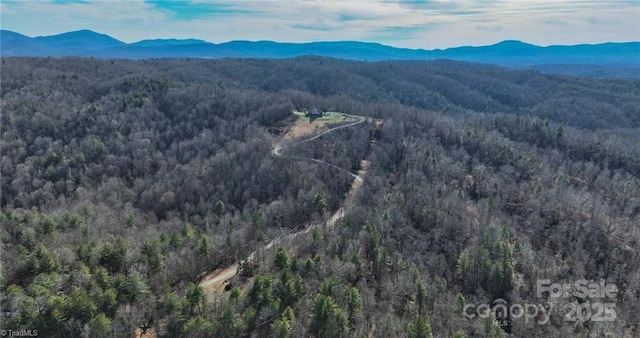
1,29 -> 639,77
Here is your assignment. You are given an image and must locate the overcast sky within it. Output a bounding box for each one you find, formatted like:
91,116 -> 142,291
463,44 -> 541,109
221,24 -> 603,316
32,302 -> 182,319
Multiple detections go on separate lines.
1,0 -> 639,49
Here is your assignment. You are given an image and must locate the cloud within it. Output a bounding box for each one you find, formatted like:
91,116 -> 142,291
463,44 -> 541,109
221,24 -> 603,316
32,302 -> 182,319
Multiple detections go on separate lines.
543,19 -> 570,27
368,23 -> 443,40
145,1 -> 259,20
291,21 -> 340,32
51,0 -> 89,3
1,0 -> 638,48
2,0 -> 165,32
475,25 -> 504,33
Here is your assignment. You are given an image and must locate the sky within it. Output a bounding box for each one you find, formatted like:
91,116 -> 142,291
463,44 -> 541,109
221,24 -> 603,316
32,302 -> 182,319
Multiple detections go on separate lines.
1,0 -> 639,49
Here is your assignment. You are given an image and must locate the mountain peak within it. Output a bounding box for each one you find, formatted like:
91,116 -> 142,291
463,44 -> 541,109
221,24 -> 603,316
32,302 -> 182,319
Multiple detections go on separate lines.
0,30 -> 29,38
494,40 -> 532,46
38,29 -> 115,39
33,29 -> 125,52
67,29 -> 100,35
491,40 -> 539,49
132,38 -> 210,47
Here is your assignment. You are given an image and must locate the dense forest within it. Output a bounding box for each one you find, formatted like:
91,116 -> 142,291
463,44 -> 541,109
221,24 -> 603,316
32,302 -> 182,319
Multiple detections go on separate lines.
1,57 -> 639,337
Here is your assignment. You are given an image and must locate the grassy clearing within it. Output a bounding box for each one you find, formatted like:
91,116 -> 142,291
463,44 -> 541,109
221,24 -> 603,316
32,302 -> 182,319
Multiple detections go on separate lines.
285,111 -> 353,138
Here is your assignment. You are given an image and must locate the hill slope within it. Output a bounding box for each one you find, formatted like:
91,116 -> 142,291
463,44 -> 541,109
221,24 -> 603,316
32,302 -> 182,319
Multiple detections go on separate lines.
1,30 -> 639,77
1,57 -> 639,337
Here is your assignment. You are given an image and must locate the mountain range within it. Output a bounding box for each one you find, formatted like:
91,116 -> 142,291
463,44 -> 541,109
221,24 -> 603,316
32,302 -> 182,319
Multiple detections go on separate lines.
2,29 -> 639,77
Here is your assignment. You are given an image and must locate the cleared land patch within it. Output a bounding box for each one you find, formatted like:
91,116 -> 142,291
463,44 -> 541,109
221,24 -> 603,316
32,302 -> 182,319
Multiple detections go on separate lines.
285,111 -> 355,139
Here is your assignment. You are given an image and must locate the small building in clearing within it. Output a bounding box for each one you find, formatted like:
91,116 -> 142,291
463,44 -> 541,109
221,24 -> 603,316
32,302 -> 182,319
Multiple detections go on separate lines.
305,108 -> 325,117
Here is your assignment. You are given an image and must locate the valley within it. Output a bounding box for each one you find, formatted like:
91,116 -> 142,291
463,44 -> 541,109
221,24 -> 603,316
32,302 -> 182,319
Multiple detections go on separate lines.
199,111 -> 380,302
1,57 -> 639,337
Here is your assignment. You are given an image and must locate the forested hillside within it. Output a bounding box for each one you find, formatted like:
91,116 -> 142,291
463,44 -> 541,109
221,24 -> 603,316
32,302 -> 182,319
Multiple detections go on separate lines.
1,57 -> 639,337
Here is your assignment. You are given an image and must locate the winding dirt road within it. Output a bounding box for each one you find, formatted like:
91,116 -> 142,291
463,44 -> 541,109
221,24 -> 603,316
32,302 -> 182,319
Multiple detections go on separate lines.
199,112 -> 378,300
